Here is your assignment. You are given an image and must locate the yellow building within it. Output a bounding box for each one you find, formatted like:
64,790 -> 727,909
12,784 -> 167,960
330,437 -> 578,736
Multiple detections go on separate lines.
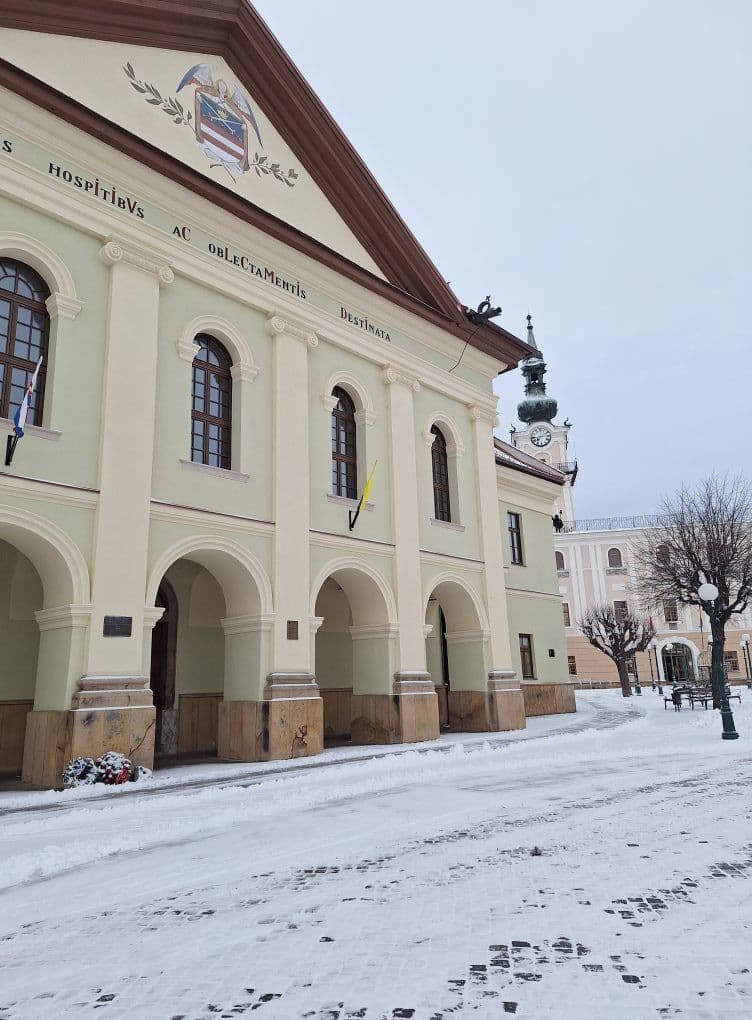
0,1 -> 574,787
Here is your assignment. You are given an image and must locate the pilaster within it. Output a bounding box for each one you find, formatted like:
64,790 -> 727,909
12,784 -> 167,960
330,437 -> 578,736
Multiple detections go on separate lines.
383,365 -> 426,673
266,312 -> 318,672
86,237 -> 173,678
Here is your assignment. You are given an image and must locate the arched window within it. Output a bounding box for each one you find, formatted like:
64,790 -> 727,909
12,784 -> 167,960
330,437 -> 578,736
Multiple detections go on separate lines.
431,425 -> 451,522
331,386 -> 357,498
555,550 -> 565,571
0,259 -> 50,426
607,547 -> 623,568
657,544 -> 670,565
191,334 -> 232,469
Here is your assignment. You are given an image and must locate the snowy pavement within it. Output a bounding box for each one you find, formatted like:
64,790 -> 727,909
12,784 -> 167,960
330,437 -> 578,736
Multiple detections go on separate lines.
1,691 -> 751,1019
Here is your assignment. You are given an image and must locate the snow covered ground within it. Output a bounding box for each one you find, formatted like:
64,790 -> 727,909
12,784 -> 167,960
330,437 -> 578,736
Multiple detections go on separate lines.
1,690 -> 751,1019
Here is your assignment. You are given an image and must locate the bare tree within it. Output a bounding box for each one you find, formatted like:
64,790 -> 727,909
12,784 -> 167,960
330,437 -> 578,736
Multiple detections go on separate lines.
580,603 -> 656,697
634,474 -> 752,707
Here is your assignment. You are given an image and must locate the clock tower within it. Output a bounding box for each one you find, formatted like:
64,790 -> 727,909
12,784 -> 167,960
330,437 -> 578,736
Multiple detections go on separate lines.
510,315 -> 577,522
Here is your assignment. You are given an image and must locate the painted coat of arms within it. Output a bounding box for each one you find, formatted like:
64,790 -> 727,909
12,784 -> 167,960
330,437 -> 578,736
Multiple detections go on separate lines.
124,61 -> 298,187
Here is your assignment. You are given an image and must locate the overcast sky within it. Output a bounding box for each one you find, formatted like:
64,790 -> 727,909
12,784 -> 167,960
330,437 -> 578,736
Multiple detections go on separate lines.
254,1 -> 751,520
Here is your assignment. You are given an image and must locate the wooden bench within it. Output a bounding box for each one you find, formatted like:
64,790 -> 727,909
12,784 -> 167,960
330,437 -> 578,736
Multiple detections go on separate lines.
689,687 -> 712,710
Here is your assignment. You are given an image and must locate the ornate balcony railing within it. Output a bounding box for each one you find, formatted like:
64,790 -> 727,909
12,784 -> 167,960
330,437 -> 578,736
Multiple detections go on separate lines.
554,461 -> 578,474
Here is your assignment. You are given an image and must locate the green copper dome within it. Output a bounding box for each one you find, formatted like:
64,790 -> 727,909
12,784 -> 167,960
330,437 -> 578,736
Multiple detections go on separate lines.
517,316 -> 558,424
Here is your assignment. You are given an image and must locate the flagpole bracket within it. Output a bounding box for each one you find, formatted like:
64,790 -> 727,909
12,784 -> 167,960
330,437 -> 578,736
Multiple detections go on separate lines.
5,434 -> 18,467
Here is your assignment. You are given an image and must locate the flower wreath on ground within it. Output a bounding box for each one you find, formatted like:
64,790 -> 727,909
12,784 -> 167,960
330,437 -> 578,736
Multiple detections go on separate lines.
62,751 -> 152,788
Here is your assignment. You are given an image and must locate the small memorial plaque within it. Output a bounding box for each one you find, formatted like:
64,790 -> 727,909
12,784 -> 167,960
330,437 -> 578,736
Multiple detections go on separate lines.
287,620 -> 299,640
103,615 -> 133,637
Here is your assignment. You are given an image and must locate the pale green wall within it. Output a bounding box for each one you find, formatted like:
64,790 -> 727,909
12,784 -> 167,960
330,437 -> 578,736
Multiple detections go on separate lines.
0,540 -> 41,699
500,495 -> 568,684
501,499 -> 560,594
164,560 -> 225,699
506,593 -> 568,684
414,388 -> 482,560
152,276 -> 275,520
0,195 -> 108,490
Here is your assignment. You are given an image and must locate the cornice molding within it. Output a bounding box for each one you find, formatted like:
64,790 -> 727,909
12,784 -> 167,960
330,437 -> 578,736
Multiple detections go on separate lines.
349,624 -> 399,641
0,49 -> 532,368
468,403 -> 499,427
99,237 -> 174,285
221,613 -> 275,636
35,603 -> 93,631
382,365 -> 420,392
45,292 -> 83,321
142,606 -> 165,630
265,313 -> 318,348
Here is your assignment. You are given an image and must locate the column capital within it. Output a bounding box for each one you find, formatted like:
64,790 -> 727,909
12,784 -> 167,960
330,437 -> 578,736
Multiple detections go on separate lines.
468,403 -> 499,427
99,237 -> 174,286
221,613 -> 275,636
265,312 -> 318,347
382,365 -> 420,392
34,604 -> 93,632
45,292 -> 84,321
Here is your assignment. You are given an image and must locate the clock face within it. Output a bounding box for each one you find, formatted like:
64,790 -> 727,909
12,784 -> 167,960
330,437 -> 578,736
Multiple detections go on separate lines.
530,426 -> 552,448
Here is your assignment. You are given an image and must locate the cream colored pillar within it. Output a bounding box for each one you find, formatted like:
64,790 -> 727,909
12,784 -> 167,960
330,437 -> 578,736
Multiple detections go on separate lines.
352,366 -> 437,744
469,403 -> 525,731
222,313 -> 322,762
77,238 -> 172,760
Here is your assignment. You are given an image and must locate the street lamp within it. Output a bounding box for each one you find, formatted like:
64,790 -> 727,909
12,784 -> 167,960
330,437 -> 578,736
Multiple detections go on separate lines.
652,640 -> 663,696
633,654 -> 642,696
697,582 -> 739,741
741,634 -> 752,690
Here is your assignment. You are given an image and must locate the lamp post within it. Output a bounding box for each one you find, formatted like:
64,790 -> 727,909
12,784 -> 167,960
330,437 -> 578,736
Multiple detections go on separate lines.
741,634 -> 752,690
698,582 -> 738,741
652,640 -> 663,696
633,655 -> 642,696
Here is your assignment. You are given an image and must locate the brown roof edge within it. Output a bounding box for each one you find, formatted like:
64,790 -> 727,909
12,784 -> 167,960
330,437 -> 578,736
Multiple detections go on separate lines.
494,439 -> 566,486
0,56 -> 531,367
0,0 -> 474,325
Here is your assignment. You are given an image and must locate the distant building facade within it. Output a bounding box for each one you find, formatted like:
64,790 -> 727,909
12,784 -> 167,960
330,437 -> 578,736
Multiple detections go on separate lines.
509,319 -> 752,688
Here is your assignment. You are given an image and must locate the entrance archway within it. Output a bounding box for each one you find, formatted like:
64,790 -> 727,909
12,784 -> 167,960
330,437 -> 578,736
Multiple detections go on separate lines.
146,538 -> 272,762
662,643 -> 696,684
0,540 -> 43,776
425,575 -> 489,731
149,579 -> 178,755
0,506 -> 90,781
311,560 -> 396,745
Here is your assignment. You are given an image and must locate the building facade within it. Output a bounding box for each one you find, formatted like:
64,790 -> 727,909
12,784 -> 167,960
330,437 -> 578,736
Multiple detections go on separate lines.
0,2 -> 575,788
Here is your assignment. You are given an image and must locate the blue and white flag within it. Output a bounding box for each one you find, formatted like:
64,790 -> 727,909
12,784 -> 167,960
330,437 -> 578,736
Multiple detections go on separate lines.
13,357 -> 43,438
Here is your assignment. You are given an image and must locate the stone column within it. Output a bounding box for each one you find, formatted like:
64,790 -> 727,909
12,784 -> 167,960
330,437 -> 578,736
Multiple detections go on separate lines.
469,403 -> 526,731
354,366 -> 438,744
249,313 -> 322,759
77,238 -> 173,760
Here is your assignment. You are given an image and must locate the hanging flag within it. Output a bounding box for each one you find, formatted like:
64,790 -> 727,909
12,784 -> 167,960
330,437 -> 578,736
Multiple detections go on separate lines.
5,357 -> 42,466
348,460 -> 378,532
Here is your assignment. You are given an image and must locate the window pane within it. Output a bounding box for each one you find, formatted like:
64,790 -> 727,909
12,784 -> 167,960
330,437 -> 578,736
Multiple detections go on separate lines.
0,298 -> 10,354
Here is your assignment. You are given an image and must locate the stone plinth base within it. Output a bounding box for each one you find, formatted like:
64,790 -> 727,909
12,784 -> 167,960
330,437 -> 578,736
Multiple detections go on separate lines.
21,677 -> 156,788
487,672 -> 526,732
446,691 -> 488,731
217,673 -> 324,763
522,682 -> 577,717
351,673 -> 439,745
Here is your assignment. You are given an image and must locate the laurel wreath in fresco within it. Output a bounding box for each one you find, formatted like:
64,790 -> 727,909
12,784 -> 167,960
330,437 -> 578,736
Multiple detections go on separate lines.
123,63 -> 299,187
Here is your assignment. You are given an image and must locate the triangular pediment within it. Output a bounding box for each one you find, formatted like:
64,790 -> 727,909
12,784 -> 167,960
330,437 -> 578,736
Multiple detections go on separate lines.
0,1 -> 532,365
0,28 -> 386,277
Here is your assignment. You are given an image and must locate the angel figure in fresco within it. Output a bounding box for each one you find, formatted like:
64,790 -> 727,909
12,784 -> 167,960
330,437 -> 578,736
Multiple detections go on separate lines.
177,63 -> 263,176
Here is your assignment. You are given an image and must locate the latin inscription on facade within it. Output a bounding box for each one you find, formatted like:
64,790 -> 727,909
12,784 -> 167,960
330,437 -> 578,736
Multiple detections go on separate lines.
1,131 -> 396,349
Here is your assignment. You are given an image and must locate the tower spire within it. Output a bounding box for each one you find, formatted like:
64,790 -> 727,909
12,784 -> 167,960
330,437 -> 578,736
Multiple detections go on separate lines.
516,314 -> 558,424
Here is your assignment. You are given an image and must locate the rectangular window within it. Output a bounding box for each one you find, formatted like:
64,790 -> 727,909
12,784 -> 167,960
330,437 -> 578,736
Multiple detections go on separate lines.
614,600 -> 628,625
567,655 -> 577,676
562,602 -> 571,627
508,512 -> 523,565
625,654 -> 637,674
724,651 -> 739,673
663,598 -> 678,623
519,633 -> 535,679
